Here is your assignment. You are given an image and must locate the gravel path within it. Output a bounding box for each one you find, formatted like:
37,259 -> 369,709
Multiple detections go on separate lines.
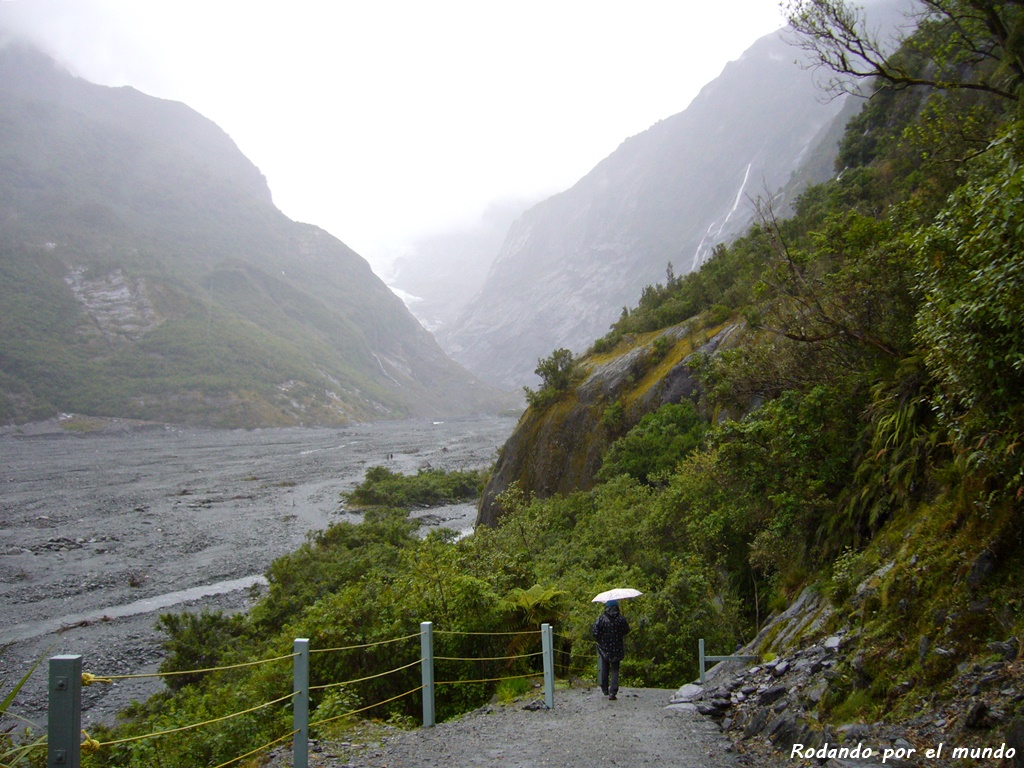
292,687 -> 745,768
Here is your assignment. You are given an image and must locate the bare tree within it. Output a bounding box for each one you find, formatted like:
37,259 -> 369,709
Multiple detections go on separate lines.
784,0 -> 1024,101
752,196 -> 903,359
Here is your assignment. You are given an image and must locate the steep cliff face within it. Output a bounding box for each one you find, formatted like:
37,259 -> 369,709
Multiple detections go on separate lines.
0,44 -> 506,426
443,29 -> 848,390
477,321 -> 741,527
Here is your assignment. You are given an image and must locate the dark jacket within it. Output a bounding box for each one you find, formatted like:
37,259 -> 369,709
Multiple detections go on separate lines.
591,605 -> 630,662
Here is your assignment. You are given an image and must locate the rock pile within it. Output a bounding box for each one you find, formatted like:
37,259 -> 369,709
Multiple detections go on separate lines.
669,597 -> 1024,768
671,634 -> 862,764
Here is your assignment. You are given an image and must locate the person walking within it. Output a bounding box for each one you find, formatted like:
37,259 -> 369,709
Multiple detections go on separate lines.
591,599 -> 630,700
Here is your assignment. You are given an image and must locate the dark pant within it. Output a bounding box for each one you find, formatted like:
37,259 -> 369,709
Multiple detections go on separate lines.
598,652 -> 620,696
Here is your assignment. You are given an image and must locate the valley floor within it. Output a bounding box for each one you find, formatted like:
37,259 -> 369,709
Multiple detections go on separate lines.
0,416 -> 516,729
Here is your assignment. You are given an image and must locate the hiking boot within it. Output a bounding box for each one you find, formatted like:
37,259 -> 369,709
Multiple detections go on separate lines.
608,694 -> 617,700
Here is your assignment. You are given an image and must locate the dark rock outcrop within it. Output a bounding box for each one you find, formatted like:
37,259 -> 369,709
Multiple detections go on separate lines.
677,582 -> 1024,767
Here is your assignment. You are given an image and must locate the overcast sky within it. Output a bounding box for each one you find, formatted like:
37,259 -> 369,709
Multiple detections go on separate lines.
1,0 -> 786,270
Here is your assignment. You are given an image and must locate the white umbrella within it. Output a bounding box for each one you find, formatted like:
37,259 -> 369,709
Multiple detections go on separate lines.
592,587 -> 643,603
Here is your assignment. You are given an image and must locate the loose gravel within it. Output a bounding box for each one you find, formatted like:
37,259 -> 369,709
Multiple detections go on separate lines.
270,686 -> 746,768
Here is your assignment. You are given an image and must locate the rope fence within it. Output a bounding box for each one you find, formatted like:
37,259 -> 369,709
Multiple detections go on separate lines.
309,658 -> 422,691
43,621 -> 560,768
209,728 -> 299,768
435,629 -> 541,636
80,651 -> 300,684
92,691 -> 298,749
436,671 -> 541,686
310,631 -> 423,654
435,650 -> 543,662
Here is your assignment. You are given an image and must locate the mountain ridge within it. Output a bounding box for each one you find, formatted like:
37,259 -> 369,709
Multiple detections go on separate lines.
0,42 -> 508,427
441,28 -> 851,389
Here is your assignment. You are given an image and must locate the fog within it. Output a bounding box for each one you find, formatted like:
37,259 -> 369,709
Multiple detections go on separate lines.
0,1 -> 786,270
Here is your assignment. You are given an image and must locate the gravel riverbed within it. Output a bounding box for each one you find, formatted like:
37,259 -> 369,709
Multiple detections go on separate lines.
0,415 -> 517,730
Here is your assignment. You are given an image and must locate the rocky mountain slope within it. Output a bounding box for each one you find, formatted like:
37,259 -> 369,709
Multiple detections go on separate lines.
478,318 -> 739,525
676,582 -> 1023,766
0,43 -> 505,426
441,28 -> 849,390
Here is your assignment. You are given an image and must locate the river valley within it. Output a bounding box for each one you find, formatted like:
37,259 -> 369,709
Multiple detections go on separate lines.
0,415 -> 517,730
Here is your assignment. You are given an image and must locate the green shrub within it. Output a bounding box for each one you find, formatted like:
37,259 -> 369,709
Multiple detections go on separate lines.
1,651 -> 47,768
523,348 -> 578,407
156,609 -> 250,690
495,677 -> 533,702
597,402 -> 706,486
344,466 -> 487,509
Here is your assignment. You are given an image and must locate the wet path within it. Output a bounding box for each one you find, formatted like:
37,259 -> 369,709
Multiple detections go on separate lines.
300,688 -> 746,768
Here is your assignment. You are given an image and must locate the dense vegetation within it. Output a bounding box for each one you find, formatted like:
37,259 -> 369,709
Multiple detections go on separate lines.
344,466 -> 488,508
7,2 -> 1023,764
74,506 -> 586,766
489,0 -> 1024,727
572,0 -> 1023,724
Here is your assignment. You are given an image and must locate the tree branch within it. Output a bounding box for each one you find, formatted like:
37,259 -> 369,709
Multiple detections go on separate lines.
785,0 -> 1022,101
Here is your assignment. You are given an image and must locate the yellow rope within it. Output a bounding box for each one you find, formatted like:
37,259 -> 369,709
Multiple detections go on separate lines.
309,659 -> 421,691
208,728 -> 299,768
80,731 -> 102,755
436,651 -> 543,662
87,651 -> 299,681
435,629 -> 540,636
309,685 -> 424,728
310,631 -> 422,654
436,671 -> 540,686
81,673 -> 113,686
73,628 -> 551,755
96,691 -> 298,748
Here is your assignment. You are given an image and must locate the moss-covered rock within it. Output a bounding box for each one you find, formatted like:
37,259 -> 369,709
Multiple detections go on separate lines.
477,321 -> 739,526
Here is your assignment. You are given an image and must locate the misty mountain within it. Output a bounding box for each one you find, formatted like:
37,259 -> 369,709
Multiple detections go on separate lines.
440,27 -> 853,389
0,43 -> 506,427
384,199 -> 533,334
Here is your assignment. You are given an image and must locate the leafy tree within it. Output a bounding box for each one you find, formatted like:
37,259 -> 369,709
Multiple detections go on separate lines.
753,204 -> 911,360
912,125 -> 1024,496
345,466 -> 486,508
156,610 -> 250,690
598,402 -> 707,486
535,348 -> 576,391
523,348 -> 578,407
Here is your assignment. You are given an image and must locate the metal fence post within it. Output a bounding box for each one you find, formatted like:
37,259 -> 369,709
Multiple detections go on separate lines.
293,638 -> 309,768
420,621 -> 434,727
541,623 -> 554,709
699,639 -> 756,684
48,655 -> 82,768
